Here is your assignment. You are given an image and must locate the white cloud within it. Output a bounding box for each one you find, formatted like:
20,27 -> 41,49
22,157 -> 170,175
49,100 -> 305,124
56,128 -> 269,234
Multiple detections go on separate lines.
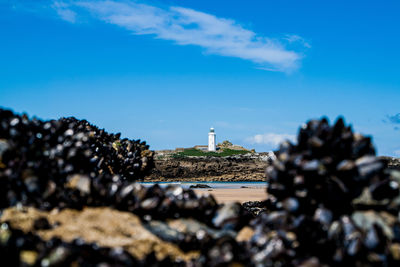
48,0 -> 307,72
284,34 -> 311,48
53,2 -> 77,23
394,150 -> 400,156
245,133 -> 296,147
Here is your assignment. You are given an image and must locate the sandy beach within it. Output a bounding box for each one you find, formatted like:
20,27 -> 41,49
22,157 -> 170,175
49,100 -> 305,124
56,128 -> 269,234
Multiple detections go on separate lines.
194,187 -> 266,203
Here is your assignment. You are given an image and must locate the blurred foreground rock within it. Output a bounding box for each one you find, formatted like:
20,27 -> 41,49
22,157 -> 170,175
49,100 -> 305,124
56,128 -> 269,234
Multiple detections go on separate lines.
0,108 -> 153,210
2,108 -> 400,266
1,206 -> 198,262
253,117 -> 400,266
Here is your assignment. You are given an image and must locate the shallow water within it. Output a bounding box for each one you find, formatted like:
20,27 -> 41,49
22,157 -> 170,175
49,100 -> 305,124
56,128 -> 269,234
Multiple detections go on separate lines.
140,181 -> 267,189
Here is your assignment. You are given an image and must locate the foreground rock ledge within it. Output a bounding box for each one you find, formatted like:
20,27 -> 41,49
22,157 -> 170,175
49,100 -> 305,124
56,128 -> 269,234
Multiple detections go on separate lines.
1,206 -> 199,261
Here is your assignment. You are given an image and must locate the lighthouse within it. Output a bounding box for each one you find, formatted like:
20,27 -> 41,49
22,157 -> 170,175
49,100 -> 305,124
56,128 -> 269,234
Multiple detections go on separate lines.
208,127 -> 216,151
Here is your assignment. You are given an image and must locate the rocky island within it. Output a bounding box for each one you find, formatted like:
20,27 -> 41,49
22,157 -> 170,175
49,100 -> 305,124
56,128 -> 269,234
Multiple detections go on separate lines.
145,150 -> 274,182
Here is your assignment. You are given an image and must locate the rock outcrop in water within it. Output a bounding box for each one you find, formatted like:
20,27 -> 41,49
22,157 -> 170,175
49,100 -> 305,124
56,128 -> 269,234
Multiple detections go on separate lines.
2,108 -> 400,266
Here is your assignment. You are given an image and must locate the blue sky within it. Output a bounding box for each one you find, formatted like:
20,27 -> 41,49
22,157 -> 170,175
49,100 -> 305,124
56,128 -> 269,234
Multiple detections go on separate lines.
1,0 -> 399,155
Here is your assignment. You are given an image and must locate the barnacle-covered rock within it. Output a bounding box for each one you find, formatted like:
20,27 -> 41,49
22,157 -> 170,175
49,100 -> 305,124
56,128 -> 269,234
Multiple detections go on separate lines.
239,117 -> 400,266
3,109 -> 400,266
0,108 -> 154,210
265,117 -> 389,217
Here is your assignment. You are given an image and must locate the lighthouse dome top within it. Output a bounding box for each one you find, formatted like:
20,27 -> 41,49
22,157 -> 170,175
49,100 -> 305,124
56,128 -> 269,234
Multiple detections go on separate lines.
209,127 -> 215,133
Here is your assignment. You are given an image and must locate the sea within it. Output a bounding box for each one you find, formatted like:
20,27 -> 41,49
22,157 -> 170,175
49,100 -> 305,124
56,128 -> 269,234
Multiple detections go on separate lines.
140,181 -> 266,189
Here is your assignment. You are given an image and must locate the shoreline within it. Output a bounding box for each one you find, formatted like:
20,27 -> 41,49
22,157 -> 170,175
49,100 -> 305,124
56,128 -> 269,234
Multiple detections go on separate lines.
194,188 -> 267,203
143,177 -> 266,182
140,180 -> 266,183
140,181 -> 267,203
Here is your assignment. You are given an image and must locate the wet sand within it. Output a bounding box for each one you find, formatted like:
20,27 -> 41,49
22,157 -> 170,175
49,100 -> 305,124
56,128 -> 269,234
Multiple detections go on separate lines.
194,187 -> 266,203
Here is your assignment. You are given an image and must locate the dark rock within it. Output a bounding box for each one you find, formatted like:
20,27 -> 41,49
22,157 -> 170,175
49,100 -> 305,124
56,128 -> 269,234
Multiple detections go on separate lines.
212,202 -> 250,230
242,201 -> 267,216
189,184 -> 211,189
33,217 -> 52,230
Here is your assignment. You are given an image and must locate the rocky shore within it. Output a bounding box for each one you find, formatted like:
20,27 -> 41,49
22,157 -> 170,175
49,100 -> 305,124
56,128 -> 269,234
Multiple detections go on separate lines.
144,152 -> 274,182
3,108 -> 400,266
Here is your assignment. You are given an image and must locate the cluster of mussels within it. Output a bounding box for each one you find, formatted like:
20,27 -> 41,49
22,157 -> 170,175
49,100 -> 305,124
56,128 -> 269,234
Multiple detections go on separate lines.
243,118 -> 400,266
0,108 -> 153,209
2,107 -> 400,266
0,108 -> 253,265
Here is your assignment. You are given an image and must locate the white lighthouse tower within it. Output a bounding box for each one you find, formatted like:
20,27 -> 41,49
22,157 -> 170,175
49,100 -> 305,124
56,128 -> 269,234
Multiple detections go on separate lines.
208,127 -> 216,151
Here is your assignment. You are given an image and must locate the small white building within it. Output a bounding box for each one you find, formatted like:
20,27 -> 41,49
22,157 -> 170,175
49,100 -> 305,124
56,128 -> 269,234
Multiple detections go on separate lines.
208,127 -> 216,151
